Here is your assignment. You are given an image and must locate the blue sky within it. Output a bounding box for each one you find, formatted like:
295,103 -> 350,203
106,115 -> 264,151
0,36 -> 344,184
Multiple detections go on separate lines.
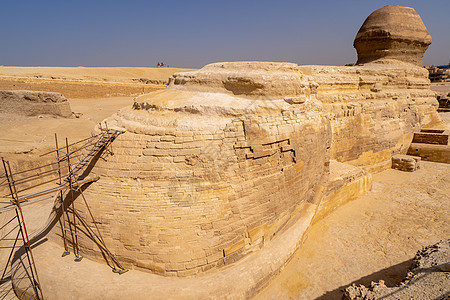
1,0 -> 448,68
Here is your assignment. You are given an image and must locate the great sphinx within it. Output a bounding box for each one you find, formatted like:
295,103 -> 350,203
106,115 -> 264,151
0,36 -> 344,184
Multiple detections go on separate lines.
60,6 -> 439,279
5,5 -> 435,299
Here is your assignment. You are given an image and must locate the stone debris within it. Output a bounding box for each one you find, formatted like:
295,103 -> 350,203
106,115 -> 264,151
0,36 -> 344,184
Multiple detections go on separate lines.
391,155 -> 420,172
0,90 -> 72,117
344,240 -> 450,300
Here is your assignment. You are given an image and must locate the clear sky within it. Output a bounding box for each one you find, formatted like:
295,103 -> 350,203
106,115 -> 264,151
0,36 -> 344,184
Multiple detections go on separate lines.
1,0 -> 449,68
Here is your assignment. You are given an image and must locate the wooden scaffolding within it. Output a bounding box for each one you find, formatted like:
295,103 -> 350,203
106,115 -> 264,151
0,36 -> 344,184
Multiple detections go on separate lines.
0,127 -> 126,300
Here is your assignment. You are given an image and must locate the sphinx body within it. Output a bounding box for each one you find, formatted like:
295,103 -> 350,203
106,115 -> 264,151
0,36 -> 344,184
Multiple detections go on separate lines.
58,6 -> 439,277
78,62 -> 331,275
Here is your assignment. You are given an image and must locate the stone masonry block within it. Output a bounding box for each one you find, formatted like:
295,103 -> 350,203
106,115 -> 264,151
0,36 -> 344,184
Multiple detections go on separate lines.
392,155 -> 421,172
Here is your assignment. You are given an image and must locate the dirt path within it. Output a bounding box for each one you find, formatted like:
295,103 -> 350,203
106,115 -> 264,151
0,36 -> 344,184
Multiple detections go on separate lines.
257,160 -> 449,299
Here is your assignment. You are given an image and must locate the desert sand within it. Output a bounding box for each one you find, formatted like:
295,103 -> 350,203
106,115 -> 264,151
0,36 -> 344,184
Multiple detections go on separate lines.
431,82 -> 450,97
257,156 -> 449,299
0,66 -> 192,83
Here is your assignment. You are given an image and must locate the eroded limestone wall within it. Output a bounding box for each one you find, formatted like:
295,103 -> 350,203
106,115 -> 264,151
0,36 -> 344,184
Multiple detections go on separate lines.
62,59 -> 440,277
300,64 -> 439,171
77,92 -> 330,276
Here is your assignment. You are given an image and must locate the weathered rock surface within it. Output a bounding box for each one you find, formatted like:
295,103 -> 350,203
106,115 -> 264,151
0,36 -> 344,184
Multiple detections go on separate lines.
300,63 -> 439,172
313,160 -> 372,223
169,61 -> 314,100
0,90 -> 72,117
354,5 -> 432,66
77,62 -> 332,276
344,239 -> 450,300
72,58 -> 439,277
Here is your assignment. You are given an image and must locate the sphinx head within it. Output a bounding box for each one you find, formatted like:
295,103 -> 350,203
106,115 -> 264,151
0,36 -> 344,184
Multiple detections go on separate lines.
354,5 -> 432,66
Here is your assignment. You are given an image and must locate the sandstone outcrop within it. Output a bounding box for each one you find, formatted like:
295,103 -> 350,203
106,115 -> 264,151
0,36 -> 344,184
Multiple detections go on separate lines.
0,90 -> 72,117
354,6 -> 432,66
49,5 -> 440,279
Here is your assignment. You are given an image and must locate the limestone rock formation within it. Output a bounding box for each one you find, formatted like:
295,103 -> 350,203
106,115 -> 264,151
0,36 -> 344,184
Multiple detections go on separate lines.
0,90 -> 72,117
168,61 -> 315,100
49,5 -> 440,278
302,63 -> 439,171
73,60 -> 438,276
354,5 -> 432,66
391,154 -> 420,172
79,62 -> 331,276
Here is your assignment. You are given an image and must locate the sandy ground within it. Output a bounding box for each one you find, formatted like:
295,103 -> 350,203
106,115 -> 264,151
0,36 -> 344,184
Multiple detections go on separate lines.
0,97 -> 133,154
0,187 -> 56,299
0,78 -> 165,99
343,239 -> 450,299
257,155 -> 449,299
0,66 -> 194,84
